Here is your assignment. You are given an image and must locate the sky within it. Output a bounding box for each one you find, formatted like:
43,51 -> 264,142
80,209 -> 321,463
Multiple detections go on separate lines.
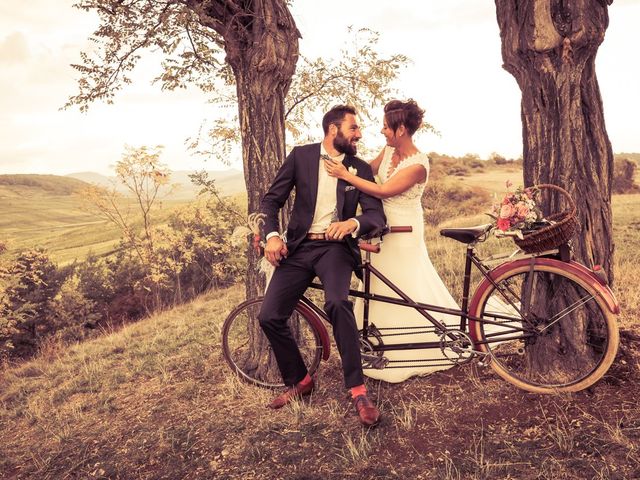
0,1 -> 639,176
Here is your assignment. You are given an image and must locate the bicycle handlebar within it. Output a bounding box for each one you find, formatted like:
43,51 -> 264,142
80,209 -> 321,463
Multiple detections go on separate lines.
388,226 -> 413,233
357,225 -> 412,254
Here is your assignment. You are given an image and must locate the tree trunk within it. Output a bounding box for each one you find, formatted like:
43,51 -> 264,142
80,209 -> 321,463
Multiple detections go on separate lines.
187,1 -> 299,379
496,0 -> 614,277
189,0 -> 299,299
233,48 -> 297,300
495,0 -> 615,375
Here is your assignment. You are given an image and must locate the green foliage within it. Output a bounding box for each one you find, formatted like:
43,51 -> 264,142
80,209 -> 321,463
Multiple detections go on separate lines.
1,152 -> 247,360
66,2 -> 215,112
285,29 -> 417,141
0,249 -> 68,355
154,201 -> 245,299
186,28 -> 416,163
75,250 -> 147,322
47,273 -> 101,337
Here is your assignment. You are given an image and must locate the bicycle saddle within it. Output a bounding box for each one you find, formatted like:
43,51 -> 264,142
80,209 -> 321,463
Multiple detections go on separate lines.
440,224 -> 492,244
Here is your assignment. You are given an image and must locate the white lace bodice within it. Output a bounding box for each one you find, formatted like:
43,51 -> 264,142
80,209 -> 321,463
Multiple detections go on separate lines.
378,146 -> 430,214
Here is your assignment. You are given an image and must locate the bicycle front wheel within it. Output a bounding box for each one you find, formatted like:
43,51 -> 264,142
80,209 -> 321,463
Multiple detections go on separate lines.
221,297 -> 324,388
470,262 -> 619,393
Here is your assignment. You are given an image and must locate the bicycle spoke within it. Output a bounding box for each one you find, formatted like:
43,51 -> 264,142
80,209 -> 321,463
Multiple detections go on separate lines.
472,265 -> 618,392
539,293 -> 596,332
222,298 -> 323,388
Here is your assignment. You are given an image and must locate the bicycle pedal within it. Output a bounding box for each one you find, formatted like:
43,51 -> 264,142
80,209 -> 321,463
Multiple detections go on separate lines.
372,357 -> 389,370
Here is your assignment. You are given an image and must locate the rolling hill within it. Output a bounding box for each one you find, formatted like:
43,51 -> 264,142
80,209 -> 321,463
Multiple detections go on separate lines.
0,171 -> 244,264
66,169 -> 246,199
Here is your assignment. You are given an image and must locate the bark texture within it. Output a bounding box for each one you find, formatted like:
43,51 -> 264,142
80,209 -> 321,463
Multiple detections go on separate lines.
495,0 -> 615,279
495,0 -> 615,376
186,0 -> 300,299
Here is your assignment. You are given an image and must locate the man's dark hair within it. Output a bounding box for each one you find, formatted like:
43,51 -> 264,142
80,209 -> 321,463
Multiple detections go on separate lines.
322,105 -> 357,134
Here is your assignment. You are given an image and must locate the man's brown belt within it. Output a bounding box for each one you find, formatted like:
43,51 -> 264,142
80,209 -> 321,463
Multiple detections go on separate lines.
306,232 -> 344,241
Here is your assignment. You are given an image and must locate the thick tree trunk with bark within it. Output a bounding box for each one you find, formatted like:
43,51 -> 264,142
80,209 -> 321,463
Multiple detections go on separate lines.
187,0 -> 300,299
496,0 -> 614,277
185,1 -> 299,379
495,0 -> 615,375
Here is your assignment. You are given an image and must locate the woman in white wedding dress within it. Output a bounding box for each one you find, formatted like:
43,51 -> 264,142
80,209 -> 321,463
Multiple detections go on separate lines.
324,99 -> 460,383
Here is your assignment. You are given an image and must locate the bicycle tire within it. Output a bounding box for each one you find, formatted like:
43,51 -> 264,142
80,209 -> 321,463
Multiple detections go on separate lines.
470,262 -> 619,393
221,297 -> 324,388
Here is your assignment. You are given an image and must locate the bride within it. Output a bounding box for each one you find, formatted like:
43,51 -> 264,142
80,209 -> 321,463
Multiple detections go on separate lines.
324,99 -> 460,383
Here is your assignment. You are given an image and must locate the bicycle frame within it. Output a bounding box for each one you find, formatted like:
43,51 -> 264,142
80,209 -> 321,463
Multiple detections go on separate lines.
308,241 -> 528,355
304,237 -> 619,360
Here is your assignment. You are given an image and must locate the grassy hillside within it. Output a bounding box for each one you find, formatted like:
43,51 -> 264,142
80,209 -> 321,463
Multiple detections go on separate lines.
0,175 -> 115,263
0,174 -> 89,195
0,175 -> 195,264
1,194 -> 639,479
66,169 -> 246,200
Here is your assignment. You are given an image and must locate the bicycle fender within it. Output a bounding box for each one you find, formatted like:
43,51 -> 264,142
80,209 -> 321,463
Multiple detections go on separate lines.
472,258 -> 620,315
297,298 -> 331,361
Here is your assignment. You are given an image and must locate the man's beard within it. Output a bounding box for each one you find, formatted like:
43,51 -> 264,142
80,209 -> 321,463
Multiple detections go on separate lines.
333,130 -> 358,156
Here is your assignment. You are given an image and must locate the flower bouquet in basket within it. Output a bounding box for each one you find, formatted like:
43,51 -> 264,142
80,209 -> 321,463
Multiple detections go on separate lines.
489,182 -> 548,240
488,181 -> 579,253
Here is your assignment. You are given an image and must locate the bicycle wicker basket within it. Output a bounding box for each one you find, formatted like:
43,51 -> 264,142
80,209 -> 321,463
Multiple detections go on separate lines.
513,184 -> 580,254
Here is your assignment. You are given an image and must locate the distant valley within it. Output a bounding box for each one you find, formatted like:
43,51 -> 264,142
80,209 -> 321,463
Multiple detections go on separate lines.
0,170 -> 246,264
66,169 -> 246,199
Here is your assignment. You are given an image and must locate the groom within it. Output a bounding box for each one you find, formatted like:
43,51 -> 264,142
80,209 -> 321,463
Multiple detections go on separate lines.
259,105 -> 386,426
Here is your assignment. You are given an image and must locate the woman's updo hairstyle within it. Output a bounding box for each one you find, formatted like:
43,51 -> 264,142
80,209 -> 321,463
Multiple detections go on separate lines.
384,99 -> 424,136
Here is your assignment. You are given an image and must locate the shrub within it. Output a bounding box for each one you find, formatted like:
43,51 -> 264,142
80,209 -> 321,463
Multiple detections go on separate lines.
422,182 -> 491,226
489,152 -> 508,165
0,249 -> 68,356
612,158 -> 639,194
446,165 -> 470,177
155,201 -> 245,300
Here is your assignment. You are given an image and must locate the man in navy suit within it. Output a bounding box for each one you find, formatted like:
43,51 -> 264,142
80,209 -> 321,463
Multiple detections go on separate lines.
259,105 -> 386,426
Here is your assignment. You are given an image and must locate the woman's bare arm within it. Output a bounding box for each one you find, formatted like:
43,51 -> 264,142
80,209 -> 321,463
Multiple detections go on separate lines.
324,160 -> 426,199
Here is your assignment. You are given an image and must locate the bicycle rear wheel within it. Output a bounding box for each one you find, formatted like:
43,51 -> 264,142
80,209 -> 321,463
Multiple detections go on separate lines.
470,263 -> 619,393
221,297 -> 324,388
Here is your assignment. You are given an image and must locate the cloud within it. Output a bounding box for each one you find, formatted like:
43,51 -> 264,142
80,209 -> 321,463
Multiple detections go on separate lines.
0,32 -> 30,64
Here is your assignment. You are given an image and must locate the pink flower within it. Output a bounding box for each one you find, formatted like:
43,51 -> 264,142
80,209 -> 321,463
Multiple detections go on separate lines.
516,203 -> 530,219
497,218 -> 511,231
499,203 -> 516,219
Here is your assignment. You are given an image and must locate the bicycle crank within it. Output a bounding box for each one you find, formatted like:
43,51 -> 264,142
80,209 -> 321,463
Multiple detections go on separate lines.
439,330 -> 477,365
359,334 -> 388,370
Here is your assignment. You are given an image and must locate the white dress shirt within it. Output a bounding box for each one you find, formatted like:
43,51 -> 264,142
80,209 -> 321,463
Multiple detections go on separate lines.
308,143 -> 344,233
266,143 -> 359,241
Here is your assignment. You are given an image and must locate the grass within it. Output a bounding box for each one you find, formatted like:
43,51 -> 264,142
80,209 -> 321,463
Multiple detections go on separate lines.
1,178 -> 639,478
1,177 -> 248,265
0,183 -> 193,265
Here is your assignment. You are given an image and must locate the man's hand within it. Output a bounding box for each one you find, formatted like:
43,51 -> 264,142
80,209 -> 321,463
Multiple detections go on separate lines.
264,236 -> 288,267
325,219 -> 358,241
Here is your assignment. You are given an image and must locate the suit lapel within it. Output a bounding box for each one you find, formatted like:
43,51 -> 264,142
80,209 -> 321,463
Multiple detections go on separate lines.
307,144 -> 321,214
336,156 -> 353,219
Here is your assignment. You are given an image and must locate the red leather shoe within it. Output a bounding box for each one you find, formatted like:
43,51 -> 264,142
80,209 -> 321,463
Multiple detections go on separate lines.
353,394 -> 380,427
267,378 -> 315,409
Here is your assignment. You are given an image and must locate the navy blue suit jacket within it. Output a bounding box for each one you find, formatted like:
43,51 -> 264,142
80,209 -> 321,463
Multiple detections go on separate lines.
261,143 -> 386,269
